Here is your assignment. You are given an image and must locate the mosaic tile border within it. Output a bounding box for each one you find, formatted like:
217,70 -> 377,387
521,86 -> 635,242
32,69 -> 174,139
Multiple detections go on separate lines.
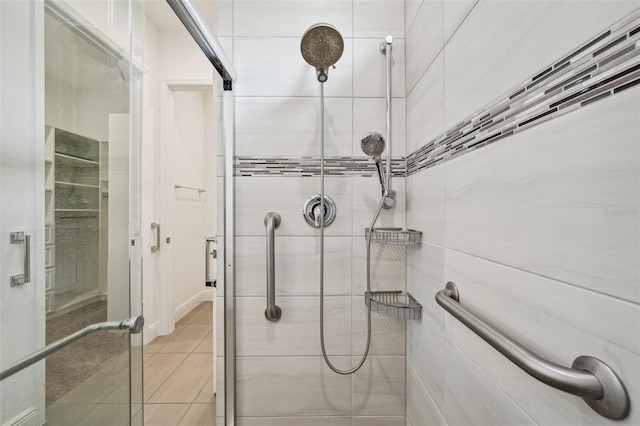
406,9 -> 640,176
234,11 -> 639,178
235,156 -> 406,177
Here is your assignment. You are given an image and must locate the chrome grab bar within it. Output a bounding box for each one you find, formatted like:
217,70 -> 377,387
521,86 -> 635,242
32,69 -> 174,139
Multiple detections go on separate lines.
0,316 -> 144,382
264,212 -> 282,322
10,232 -> 31,286
436,282 -> 629,420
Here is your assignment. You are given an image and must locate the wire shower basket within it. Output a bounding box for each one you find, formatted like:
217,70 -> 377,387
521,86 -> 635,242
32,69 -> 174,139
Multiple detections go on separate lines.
365,291 -> 422,320
365,228 -> 422,246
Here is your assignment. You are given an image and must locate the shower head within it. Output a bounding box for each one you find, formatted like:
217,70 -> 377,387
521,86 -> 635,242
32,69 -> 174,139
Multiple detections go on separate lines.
361,132 -> 392,202
301,23 -> 344,82
360,132 -> 386,161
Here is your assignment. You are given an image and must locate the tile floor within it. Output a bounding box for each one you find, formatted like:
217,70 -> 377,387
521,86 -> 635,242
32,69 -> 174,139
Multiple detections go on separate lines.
45,301 -> 215,425
140,301 -> 215,426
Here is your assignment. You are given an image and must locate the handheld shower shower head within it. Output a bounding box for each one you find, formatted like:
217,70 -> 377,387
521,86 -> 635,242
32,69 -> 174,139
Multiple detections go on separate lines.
360,132 -> 386,161
301,24 -> 344,82
361,132 -> 390,200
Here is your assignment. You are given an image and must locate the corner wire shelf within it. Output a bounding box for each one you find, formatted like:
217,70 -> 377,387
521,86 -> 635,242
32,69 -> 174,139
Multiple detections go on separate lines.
365,227 -> 422,246
365,290 -> 422,320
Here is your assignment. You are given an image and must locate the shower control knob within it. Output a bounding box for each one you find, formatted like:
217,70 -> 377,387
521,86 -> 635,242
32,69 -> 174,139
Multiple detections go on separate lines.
302,194 -> 336,228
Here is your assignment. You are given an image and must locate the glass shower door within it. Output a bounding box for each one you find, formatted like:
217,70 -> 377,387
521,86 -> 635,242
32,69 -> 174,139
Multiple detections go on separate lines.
0,1 -> 143,424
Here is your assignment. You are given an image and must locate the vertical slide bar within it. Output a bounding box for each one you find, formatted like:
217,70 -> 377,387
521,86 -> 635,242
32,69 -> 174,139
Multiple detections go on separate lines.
383,36 -> 392,191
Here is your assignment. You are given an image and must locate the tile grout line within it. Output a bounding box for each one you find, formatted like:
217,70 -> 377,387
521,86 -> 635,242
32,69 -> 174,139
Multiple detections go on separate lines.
144,302 -> 215,412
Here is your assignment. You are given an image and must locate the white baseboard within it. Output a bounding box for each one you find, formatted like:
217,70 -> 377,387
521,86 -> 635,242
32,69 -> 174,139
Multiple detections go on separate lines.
143,321 -> 160,345
201,288 -> 215,302
174,289 -> 214,322
4,407 -> 36,426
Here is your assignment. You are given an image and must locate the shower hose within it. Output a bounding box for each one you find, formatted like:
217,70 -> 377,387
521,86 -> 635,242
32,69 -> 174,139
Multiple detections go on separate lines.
318,82 -> 387,375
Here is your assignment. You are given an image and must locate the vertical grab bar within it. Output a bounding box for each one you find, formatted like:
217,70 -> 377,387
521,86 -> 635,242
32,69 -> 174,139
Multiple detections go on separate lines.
264,212 -> 282,322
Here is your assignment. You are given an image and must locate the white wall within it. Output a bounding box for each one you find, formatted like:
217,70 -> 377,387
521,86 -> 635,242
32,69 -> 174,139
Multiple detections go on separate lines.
141,12 -> 162,341
142,15 -> 216,340
158,30 -> 215,81
45,75 -> 129,142
63,0 -> 144,66
0,2 -> 46,424
405,2 -> 640,425
169,90 -> 213,314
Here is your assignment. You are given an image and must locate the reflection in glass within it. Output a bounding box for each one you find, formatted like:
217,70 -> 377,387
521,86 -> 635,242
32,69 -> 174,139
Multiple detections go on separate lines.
43,2 -> 140,424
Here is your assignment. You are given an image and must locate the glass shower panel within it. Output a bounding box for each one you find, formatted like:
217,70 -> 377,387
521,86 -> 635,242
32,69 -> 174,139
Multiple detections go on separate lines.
0,0 -> 143,424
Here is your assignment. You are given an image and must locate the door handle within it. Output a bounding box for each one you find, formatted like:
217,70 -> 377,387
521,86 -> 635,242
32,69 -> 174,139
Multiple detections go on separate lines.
0,315 -> 144,381
151,222 -> 160,252
10,232 -> 30,286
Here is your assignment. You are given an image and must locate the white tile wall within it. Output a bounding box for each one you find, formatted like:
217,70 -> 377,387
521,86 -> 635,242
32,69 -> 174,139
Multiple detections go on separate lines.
352,295 -> 405,356
404,0 -> 422,35
236,296 -> 352,356
353,97 -> 406,157
406,163 -> 444,245
237,418 -> 351,426
405,0 -> 443,94
443,1 -> 640,129
353,417 -> 405,426
354,0 -> 405,39
353,38 -> 405,98
352,356 -> 406,416
236,357 -> 352,416
218,36 -> 233,61
236,97 -> 353,157
442,0 -> 477,44
227,1 -> 408,424
405,2 -> 640,426
443,339 -> 537,426
445,89 -> 640,302
407,315 -> 445,410
445,249 -> 640,426
406,51 -> 444,152
233,37 -> 353,97
406,362 -> 445,426
352,237 -> 407,295
406,242 -> 444,328
216,1 -> 232,36
352,174 -> 406,231
233,0 -> 353,38
235,176 -> 353,236
235,236 -> 352,296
